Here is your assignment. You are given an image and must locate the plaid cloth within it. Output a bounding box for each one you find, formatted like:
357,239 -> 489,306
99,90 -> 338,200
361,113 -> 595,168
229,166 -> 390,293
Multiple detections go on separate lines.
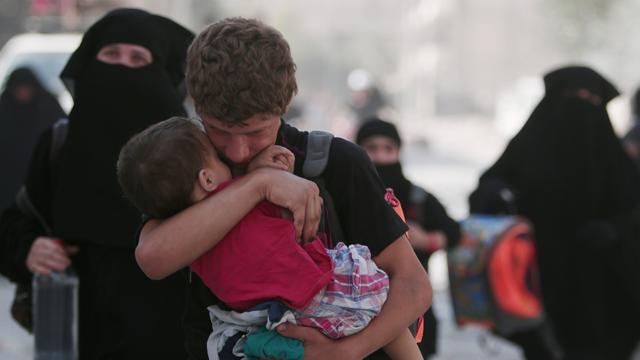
295,242 -> 389,339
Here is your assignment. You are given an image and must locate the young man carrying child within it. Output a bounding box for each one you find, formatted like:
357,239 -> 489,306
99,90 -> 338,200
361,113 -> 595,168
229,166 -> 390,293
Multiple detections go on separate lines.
118,116 -> 421,359
134,18 -> 431,359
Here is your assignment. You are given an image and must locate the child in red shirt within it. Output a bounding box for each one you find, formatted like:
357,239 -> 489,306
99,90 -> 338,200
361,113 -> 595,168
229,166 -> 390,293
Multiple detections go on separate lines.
117,116 -> 419,359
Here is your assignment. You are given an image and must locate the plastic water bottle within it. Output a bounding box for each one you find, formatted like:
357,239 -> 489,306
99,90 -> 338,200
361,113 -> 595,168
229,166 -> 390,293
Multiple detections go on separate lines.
33,268 -> 78,360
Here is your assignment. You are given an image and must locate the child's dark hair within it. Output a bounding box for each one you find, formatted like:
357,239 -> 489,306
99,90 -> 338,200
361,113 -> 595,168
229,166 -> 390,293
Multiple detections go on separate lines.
117,116 -> 212,218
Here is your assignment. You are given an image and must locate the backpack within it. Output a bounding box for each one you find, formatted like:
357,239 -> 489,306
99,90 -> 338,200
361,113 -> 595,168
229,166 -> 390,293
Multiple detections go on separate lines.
10,118 -> 68,332
447,215 -> 544,336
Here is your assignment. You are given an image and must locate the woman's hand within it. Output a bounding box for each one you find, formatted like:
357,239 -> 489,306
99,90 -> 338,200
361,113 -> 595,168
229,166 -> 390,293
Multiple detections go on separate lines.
407,223 -> 445,252
26,237 -> 78,275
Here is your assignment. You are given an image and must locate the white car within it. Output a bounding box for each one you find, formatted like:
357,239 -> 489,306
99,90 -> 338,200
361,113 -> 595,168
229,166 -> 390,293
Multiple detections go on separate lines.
0,33 -> 81,112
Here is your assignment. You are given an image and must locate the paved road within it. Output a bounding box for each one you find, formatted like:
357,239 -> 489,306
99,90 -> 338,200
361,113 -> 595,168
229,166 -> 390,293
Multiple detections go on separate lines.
0,279 -> 33,360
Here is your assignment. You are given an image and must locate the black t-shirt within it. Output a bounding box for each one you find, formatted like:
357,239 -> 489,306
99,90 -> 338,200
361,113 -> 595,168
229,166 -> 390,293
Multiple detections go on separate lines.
182,123 -> 408,360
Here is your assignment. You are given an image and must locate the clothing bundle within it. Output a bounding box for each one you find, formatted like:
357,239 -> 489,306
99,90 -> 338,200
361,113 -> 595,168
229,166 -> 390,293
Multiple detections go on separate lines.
202,241 -> 389,360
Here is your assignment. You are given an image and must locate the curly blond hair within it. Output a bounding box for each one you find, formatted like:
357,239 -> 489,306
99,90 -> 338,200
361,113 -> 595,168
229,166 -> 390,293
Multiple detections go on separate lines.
186,17 -> 297,124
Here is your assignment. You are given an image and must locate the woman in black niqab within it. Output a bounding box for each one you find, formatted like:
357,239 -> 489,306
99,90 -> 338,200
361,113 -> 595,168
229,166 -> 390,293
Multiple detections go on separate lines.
471,65 -> 640,359
356,118 -> 461,359
11,8 -> 194,359
53,8 -> 193,246
0,68 -> 65,209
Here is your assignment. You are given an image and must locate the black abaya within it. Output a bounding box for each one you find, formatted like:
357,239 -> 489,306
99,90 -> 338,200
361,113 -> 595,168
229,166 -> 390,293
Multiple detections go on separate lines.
0,8 -> 195,360
471,66 -> 640,359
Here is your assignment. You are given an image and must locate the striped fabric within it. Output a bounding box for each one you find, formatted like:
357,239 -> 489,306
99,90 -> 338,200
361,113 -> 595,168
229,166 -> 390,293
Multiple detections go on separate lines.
295,242 -> 389,339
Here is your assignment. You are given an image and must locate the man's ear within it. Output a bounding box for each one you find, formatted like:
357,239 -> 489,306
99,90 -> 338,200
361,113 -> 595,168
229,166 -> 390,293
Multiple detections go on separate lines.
198,169 -> 218,192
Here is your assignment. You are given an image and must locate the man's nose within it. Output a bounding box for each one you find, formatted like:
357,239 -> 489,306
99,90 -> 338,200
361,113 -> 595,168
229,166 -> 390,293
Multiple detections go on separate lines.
225,137 -> 251,165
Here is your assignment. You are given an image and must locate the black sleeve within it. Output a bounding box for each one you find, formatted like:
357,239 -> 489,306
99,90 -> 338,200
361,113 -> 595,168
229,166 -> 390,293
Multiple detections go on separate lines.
469,140 -> 519,214
324,138 -> 408,256
135,216 -> 215,360
0,205 -> 42,283
418,193 -> 461,249
0,129 -> 53,283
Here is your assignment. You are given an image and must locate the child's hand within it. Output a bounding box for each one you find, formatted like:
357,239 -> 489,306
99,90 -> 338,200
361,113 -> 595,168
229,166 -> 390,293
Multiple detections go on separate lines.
247,145 -> 295,173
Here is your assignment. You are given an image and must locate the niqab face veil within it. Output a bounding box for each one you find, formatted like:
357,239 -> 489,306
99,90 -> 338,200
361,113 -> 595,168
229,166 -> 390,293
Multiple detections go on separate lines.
52,8 -> 194,247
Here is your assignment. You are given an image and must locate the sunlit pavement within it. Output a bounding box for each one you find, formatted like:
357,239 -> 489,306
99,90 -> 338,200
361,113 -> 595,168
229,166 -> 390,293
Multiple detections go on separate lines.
0,278 -> 32,360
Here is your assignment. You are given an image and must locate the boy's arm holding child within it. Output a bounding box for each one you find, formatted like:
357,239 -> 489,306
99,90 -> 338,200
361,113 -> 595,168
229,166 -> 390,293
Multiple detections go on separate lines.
384,329 -> 424,360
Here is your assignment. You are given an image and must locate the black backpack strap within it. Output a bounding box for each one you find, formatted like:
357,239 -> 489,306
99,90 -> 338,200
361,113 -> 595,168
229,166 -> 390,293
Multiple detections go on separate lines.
409,184 -> 428,204
303,131 -> 333,178
409,184 -> 429,225
9,118 -> 69,334
15,118 -> 68,236
15,187 -> 52,236
303,131 -> 345,246
48,118 -> 68,170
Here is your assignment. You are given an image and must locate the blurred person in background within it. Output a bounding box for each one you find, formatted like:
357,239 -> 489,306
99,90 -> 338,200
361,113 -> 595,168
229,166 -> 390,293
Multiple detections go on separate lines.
348,69 -> 390,123
0,8 -> 194,359
333,69 -> 396,140
0,67 -> 65,209
356,118 -> 460,359
470,65 -> 640,360
623,88 -> 640,170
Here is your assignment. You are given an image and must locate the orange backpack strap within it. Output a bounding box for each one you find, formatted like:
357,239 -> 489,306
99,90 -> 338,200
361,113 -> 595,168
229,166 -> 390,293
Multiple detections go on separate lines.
384,187 -> 426,343
415,315 -> 424,343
